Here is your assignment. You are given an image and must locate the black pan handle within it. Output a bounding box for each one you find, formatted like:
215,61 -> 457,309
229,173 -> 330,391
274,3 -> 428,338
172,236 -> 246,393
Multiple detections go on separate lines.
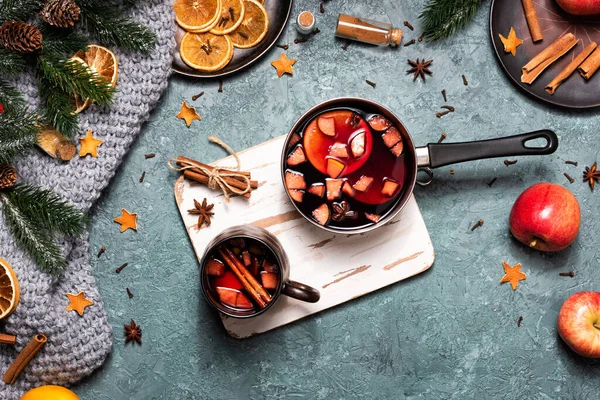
418,130 -> 558,169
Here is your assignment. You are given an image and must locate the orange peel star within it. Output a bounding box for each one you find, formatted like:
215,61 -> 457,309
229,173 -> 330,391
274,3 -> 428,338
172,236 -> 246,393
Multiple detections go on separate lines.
79,129 -> 103,157
271,52 -> 296,77
177,101 -> 201,127
114,208 -> 138,232
65,291 -> 94,316
500,261 -> 527,290
499,27 -> 523,56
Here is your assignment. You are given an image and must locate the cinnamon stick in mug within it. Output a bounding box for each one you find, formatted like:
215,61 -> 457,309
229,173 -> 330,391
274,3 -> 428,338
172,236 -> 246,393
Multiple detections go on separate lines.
522,0 -> 543,42
578,46 -> 600,79
546,41 -> 597,94
522,33 -> 578,84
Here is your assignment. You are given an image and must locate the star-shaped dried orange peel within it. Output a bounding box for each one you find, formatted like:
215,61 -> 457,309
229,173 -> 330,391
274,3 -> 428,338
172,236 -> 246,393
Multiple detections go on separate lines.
65,291 -> 94,316
271,52 -> 296,77
499,27 -> 523,56
79,129 -> 103,157
500,261 -> 527,290
177,101 -> 201,127
114,208 -> 138,232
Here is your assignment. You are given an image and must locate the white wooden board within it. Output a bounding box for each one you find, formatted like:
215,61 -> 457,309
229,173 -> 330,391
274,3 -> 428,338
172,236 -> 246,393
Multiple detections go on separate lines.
174,135 -> 435,338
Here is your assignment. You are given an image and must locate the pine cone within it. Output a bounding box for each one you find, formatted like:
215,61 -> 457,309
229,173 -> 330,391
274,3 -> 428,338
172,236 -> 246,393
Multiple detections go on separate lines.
0,21 -> 42,53
0,165 -> 17,190
39,0 -> 81,29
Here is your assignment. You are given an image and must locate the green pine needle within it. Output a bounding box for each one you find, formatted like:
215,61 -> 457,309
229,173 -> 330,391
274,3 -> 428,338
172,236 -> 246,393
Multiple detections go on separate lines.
37,54 -> 114,106
38,76 -> 80,137
40,25 -> 89,58
1,190 -> 68,276
77,1 -> 156,53
419,0 -> 482,42
0,0 -> 43,23
0,50 -> 26,78
0,81 -> 39,163
5,184 -> 87,237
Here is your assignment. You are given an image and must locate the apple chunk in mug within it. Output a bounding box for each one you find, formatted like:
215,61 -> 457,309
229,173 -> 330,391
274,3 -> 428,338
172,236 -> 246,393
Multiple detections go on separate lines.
284,108 -> 409,230
204,237 -> 280,313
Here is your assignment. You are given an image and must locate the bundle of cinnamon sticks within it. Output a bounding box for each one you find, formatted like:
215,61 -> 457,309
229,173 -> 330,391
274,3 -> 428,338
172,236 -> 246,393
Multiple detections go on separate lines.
175,156 -> 258,199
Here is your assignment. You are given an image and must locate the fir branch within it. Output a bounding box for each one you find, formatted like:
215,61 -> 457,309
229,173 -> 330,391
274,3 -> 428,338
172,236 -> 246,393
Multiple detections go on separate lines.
0,0 -> 43,23
419,0 -> 482,42
76,1 -> 156,53
0,81 -> 39,163
1,190 -> 67,276
37,53 -> 114,106
39,25 -> 89,58
38,77 -> 79,138
0,50 -> 26,78
5,184 -> 87,237
0,119 -> 38,164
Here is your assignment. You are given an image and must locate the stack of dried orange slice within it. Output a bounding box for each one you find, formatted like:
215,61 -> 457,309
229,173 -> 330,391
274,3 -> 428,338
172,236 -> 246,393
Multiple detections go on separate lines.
174,0 -> 269,72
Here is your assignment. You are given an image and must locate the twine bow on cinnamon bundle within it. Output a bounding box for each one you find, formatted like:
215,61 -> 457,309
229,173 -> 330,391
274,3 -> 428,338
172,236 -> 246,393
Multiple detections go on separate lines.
168,135 -> 258,201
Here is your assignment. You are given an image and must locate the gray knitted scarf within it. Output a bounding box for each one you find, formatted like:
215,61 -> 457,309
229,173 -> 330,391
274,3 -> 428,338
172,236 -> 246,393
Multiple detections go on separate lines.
0,0 -> 174,397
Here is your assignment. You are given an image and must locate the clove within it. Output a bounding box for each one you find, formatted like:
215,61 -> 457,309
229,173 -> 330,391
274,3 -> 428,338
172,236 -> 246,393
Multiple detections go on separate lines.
126,288 -> 134,298
470,219 -> 484,231
517,316 -> 523,327
97,246 -> 106,258
192,91 -> 204,101
559,271 -> 574,277
139,171 -> 146,183
436,110 -> 451,118
218,79 -> 223,93
403,39 -> 415,47
365,80 -> 376,88
403,21 -> 414,31
441,89 -> 447,102
564,172 -> 574,184
441,105 -> 455,111
504,159 -> 518,166
276,44 -> 289,50
437,133 -> 447,143
342,40 -> 351,51
115,263 -> 128,274
320,2 -> 325,13
145,153 -> 155,159
565,160 -> 578,166
462,74 -> 468,86
487,177 -> 497,187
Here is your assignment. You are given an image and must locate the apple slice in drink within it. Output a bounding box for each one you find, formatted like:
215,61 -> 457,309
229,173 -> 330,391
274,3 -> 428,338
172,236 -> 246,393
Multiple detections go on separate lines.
326,179 -> 344,201
367,115 -> 392,131
308,183 -> 325,197
381,179 -> 399,197
289,189 -> 305,203
261,272 -> 279,290
317,115 -> 336,136
285,170 -> 306,190
205,257 -> 225,276
287,145 -> 307,166
312,204 -> 330,225
350,131 -> 366,158
329,142 -> 349,158
353,176 -> 374,192
216,287 -> 253,310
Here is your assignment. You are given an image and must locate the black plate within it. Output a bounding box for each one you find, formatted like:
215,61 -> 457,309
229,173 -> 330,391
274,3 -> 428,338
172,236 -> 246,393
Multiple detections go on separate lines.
172,0 -> 292,78
490,0 -> 600,108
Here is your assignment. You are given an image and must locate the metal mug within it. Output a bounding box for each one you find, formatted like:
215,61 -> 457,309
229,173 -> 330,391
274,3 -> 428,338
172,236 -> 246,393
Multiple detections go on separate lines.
199,225 -> 320,318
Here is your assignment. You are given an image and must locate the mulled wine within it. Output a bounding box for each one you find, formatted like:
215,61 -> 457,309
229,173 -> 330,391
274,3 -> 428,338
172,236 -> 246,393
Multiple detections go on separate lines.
284,108 -> 409,230
203,237 -> 281,314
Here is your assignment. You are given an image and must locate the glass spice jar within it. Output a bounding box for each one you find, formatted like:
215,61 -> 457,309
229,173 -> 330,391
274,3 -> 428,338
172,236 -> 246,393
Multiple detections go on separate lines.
296,11 -> 315,35
335,14 -> 402,47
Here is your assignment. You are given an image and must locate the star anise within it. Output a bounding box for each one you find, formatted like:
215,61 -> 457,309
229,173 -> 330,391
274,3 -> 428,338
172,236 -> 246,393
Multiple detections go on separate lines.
124,319 -> 142,344
332,201 -> 356,222
188,197 -> 214,227
407,58 -> 433,82
583,162 -> 600,190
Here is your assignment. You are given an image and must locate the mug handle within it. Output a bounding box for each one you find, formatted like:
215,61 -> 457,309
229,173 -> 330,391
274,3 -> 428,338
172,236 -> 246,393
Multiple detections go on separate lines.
282,280 -> 321,303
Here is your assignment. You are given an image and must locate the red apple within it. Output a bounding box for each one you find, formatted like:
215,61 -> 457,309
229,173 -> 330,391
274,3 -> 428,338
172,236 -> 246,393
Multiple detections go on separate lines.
556,0 -> 600,16
558,292 -> 600,358
509,183 -> 580,252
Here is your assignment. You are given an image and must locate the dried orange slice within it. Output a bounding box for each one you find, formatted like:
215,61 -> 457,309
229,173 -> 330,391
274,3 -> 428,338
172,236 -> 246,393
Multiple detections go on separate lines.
71,45 -> 118,114
229,0 -> 268,49
175,0 -> 221,32
180,32 -> 234,71
0,258 -> 20,320
210,0 -> 245,35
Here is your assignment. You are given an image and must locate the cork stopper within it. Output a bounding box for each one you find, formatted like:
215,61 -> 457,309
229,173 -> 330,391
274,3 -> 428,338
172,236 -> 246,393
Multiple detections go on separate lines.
296,11 -> 315,35
390,29 -> 403,47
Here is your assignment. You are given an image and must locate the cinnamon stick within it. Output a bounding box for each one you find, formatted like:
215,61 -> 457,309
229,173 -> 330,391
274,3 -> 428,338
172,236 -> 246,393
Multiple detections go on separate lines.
578,46 -> 600,79
220,246 -> 272,303
183,170 -> 252,199
546,42 -> 597,94
3,334 -> 47,384
0,334 -> 16,345
522,33 -> 577,84
217,248 -> 267,309
522,0 -> 543,42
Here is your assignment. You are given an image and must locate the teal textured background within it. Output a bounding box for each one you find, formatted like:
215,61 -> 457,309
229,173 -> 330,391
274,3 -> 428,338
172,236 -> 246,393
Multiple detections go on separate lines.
76,0 -> 599,398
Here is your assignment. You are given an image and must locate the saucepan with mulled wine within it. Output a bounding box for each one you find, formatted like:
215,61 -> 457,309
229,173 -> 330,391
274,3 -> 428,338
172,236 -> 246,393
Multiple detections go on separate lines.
281,97 -> 558,234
